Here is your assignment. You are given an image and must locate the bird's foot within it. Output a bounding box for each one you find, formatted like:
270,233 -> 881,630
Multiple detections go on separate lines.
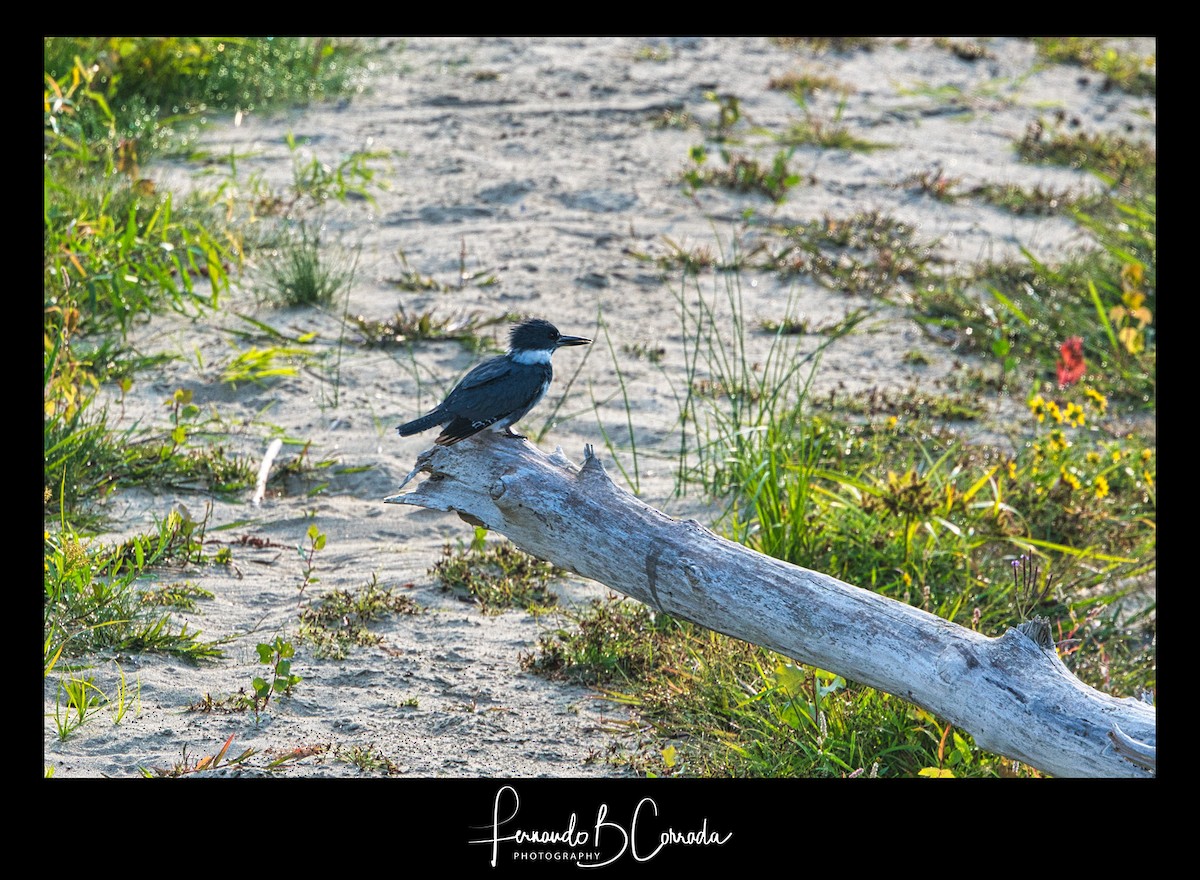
502,428 -> 527,440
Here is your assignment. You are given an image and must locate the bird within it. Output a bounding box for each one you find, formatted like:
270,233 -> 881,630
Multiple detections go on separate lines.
396,317 -> 591,446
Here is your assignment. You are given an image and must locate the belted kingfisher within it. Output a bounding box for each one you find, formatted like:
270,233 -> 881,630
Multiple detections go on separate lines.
396,318 -> 591,446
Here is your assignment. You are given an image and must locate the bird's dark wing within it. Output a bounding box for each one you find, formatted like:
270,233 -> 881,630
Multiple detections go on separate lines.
441,359 -> 549,424
445,356 -> 513,394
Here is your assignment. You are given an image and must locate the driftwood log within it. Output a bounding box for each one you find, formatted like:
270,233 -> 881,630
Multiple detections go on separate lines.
385,438 -> 1156,778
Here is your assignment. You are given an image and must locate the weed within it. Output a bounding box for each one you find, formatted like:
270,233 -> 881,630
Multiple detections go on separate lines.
286,134 -> 389,207
526,597 -> 998,777
432,529 -> 560,615
143,733 -> 256,777
632,43 -> 672,63
261,221 -> 358,307
903,165 -> 962,202
111,663 -> 142,725
912,185 -> 1155,403
44,512 -> 225,667
934,38 -> 994,62
220,344 -> 317,386
386,249 -> 449,292
352,308 -> 501,349
763,211 -> 936,297
682,145 -> 802,202
1033,37 -> 1155,97
589,316 -> 643,493
297,574 -> 422,660
1010,554 -> 1056,623
49,674 -> 107,740
773,37 -> 878,54
1017,117 -> 1155,189
767,71 -> 854,100
781,90 -> 887,152
336,744 -> 403,774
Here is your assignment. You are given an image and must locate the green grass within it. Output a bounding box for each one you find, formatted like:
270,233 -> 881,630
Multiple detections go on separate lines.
1032,38 -> 1155,97
1016,117 -> 1155,190
43,37 -> 375,742
260,221 -> 358,307
682,145 -> 802,202
297,574 -> 422,659
761,210 -> 937,297
527,597 -> 990,777
44,510 -> 226,674
432,529 -> 562,615
533,344 -> 1151,778
911,188 -> 1154,403
529,236 -> 1153,775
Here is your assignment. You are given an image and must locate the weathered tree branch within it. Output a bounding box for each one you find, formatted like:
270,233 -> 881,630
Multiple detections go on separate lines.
385,438 -> 1156,778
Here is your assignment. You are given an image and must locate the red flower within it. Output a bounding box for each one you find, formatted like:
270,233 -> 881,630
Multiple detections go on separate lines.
1056,336 -> 1086,387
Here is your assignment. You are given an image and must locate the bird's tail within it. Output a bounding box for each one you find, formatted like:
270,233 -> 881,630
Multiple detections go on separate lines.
396,410 -> 446,436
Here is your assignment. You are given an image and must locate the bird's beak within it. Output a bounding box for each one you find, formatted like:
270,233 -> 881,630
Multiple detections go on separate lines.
556,334 -> 591,347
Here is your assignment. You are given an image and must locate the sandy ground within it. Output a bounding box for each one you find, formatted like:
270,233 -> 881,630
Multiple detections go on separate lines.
44,37 -> 1155,780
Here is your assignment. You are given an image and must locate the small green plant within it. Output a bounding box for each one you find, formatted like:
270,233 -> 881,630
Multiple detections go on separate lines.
251,636 -> 302,722
683,146 -> 802,202
903,165 -> 962,202
220,344 -> 319,387
432,529 -> 560,614
352,307 -> 502,349
108,663 -> 141,725
704,91 -> 743,141
781,91 -> 886,152
934,38 -> 993,61
336,744 -> 402,774
44,512 -> 224,668
286,134 -> 388,207
50,674 -> 107,740
261,221 -> 358,307
1016,117 -> 1155,189
297,574 -> 422,659
762,210 -> 935,297
767,70 -> 854,100
773,37 -> 878,54
298,524 -> 327,597
632,43 -> 672,63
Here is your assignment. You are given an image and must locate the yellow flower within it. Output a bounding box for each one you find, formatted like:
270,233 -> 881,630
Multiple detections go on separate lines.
1143,470 -> 1154,489
1060,467 -> 1081,490
1084,387 -> 1108,414
1064,402 -> 1085,427
1006,460 -> 1017,479
1140,448 -> 1153,462
1047,429 -> 1068,453
1047,401 -> 1064,424
1093,475 -> 1109,499
1028,394 -> 1047,422
1085,451 -> 1100,464
1111,449 -> 1123,463
886,415 -> 898,430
